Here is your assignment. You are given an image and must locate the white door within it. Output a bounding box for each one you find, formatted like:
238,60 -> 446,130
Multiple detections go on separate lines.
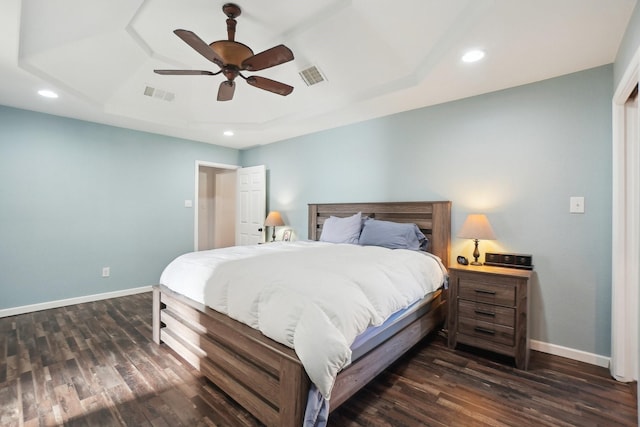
236,165 -> 266,245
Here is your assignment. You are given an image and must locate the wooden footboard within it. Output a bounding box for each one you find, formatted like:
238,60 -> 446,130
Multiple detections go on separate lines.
153,285 -> 446,426
153,286 -> 309,427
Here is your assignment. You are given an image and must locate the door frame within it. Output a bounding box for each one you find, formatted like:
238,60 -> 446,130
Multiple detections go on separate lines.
194,160 -> 240,251
611,45 -> 640,383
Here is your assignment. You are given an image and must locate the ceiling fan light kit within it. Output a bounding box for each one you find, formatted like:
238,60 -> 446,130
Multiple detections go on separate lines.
154,3 -> 294,102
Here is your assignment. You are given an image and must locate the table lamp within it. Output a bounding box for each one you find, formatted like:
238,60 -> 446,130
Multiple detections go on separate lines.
457,214 -> 496,265
264,211 -> 285,242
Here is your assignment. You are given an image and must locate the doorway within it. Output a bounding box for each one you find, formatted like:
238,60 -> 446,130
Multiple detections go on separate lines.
195,162 -> 238,251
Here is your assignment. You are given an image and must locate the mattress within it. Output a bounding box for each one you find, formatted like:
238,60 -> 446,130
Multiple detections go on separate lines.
350,294 -> 437,362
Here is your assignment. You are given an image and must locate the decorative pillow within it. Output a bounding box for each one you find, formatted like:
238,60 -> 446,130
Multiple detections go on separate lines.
319,212 -> 362,244
359,219 -> 428,251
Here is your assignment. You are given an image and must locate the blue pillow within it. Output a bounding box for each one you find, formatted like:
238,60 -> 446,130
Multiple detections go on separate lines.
319,212 -> 362,244
359,219 -> 428,250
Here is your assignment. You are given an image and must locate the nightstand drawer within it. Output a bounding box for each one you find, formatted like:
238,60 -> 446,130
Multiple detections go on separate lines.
458,279 -> 515,306
458,300 -> 515,327
458,317 -> 514,346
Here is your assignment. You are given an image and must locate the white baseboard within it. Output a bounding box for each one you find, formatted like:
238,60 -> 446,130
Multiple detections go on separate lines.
0,286 -> 153,318
530,339 -> 610,369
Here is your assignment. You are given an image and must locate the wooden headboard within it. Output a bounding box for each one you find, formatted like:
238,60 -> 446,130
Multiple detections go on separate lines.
308,201 -> 451,268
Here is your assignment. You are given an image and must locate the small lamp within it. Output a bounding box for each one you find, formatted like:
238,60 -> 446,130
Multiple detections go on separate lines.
457,214 -> 496,266
264,211 -> 285,242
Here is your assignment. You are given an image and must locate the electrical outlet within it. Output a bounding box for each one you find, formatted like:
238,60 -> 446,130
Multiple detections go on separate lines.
102,267 -> 110,278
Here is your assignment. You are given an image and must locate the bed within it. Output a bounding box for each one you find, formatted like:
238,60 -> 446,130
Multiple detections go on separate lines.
152,201 -> 451,426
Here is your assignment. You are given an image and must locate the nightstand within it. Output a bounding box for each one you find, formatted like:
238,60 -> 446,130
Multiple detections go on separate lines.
447,264 -> 532,369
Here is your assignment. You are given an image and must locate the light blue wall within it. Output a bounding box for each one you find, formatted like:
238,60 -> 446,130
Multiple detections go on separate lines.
0,106 -> 240,309
614,2 -> 640,88
242,65 -> 613,357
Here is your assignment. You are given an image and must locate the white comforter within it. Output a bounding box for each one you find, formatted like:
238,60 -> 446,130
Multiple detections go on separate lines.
159,241 -> 445,399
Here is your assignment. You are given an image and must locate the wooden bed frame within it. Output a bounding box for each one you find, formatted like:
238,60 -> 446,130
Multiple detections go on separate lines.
153,201 -> 451,426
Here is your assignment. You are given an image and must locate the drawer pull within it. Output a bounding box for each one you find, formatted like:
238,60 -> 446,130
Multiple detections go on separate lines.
474,288 -> 496,295
474,309 -> 495,317
474,327 -> 496,335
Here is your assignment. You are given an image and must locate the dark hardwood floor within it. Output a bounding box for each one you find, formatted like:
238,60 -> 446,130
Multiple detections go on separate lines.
0,292 -> 636,426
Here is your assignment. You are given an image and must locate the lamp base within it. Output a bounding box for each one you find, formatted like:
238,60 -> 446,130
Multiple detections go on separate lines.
471,239 -> 482,266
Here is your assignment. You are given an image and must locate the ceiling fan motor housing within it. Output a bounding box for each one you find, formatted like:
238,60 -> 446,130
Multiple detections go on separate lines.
210,41 -> 254,67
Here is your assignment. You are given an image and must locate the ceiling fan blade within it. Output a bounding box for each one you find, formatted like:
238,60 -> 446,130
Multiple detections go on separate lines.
246,76 -> 293,96
174,29 -> 224,66
217,81 -> 235,101
242,45 -> 294,71
154,70 -> 217,76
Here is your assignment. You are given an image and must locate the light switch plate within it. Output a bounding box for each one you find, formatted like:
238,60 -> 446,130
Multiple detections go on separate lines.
184,200 -> 193,208
570,196 -> 585,213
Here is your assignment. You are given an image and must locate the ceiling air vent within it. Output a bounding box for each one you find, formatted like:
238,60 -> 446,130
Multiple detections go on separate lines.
143,86 -> 175,101
298,66 -> 326,86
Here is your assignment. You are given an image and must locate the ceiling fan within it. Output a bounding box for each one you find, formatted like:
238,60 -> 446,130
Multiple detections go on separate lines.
154,3 -> 294,101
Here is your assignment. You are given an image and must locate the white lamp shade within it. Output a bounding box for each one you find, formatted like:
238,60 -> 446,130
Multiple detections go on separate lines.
457,214 -> 496,240
264,211 -> 285,227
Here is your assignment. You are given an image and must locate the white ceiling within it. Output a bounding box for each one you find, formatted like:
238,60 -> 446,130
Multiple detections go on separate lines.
0,0 -> 636,149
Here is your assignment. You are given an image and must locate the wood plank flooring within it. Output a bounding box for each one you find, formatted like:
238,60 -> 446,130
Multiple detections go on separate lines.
0,292 -> 636,426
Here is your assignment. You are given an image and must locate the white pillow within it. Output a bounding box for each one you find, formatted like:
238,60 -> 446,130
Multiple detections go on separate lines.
319,212 -> 362,244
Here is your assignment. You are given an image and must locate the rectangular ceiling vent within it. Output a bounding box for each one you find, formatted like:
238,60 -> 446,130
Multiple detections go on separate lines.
143,86 -> 175,102
298,66 -> 326,86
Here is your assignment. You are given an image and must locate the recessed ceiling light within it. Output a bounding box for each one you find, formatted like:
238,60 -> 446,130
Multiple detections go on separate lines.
462,49 -> 485,63
38,89 -> 59,98
223,130 -> 234,136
